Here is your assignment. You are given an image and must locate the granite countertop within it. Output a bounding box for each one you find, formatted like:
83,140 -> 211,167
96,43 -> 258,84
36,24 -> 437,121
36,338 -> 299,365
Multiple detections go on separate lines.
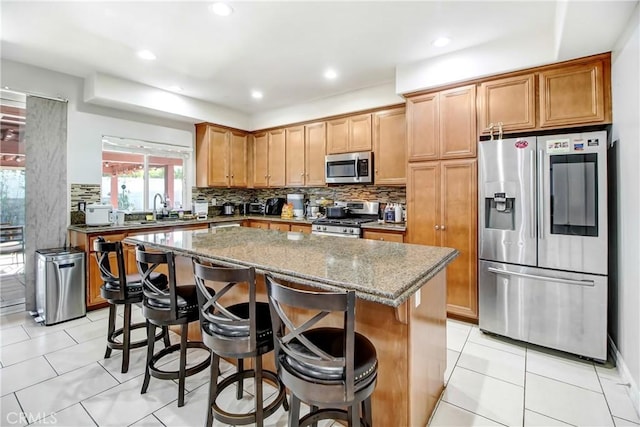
68,215 -> 314,234
124,227 -> 457,307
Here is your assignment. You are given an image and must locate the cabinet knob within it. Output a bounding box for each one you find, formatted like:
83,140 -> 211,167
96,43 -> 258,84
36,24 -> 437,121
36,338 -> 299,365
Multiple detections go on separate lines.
225,175 -> 229,178
300,172 -> 304,176
441,225 -> 446,230
375,169 -> 378,174
434,225 -> 440,230
264,175 -> 268,178
379,237 -> 384,241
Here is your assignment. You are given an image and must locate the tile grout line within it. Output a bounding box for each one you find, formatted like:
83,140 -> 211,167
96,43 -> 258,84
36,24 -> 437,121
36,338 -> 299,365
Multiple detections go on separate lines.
523,345 -> 528,426
79,401 -> 100,427
594,359 -> 629,425
525,408 -> 579,426
526,370 -> 607,395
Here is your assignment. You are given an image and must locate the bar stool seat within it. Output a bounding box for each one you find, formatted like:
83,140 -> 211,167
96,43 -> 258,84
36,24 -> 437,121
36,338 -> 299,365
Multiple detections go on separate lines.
265,274 -> 378,427
94,237 -> 169,374
136,245 -> 211,407
193,260 -> 287,427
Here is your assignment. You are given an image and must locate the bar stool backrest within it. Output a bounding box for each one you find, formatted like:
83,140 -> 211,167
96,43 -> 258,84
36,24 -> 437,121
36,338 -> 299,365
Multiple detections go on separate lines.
94,237 -> 128,300
265,274 -> 357,401
192,260 -> 257,355
135,244 -> 179,320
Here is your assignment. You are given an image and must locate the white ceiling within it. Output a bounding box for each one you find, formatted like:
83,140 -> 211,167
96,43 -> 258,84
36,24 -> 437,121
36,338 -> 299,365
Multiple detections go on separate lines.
1,1 -> 637,117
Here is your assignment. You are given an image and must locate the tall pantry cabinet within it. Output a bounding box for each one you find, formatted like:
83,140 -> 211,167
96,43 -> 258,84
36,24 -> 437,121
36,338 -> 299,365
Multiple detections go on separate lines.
406,84 -> 478,321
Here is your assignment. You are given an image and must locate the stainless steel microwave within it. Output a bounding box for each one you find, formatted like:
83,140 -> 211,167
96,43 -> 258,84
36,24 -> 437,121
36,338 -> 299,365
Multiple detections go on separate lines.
325,152 -> 373,184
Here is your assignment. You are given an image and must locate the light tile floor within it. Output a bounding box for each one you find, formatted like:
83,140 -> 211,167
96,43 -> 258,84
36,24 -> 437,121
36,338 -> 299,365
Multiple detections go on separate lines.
1,306 -> 638,427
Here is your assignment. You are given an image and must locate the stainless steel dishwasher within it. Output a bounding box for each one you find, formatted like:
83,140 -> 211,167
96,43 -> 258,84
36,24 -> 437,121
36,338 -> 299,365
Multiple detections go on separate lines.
35,247 -> 86,325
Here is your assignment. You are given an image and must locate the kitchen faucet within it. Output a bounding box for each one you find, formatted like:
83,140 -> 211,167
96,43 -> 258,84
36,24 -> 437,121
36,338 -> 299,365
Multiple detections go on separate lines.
153,193 -> 165,220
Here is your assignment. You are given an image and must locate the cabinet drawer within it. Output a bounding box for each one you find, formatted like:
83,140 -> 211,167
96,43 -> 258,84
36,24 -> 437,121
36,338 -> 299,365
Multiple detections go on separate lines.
290,224 -> 311,234
363,230 -> 404,243
269,223 -> 290,232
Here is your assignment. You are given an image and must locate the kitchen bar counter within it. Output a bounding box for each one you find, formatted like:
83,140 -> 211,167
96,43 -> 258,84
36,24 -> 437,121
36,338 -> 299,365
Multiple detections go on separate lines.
124,227 -> 455,306
124,226 -> 455,426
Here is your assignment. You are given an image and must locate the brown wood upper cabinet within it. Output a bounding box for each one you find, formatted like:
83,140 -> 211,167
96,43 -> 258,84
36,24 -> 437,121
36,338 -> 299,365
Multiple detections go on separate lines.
539,59 -> 608,128
373,107 -> 406,185
326,113 -> 372,154
478,74 -> 536,135
407,84 -> 477,162
285,122 -> 326,187
195,124 -> 248,187
253,129 -> 286,187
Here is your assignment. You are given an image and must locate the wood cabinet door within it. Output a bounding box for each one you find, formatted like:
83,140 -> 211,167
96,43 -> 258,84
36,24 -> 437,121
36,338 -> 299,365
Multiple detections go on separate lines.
88,254 -> 109,307
290,224 -> 312,234
269,223 -> 290,232
305,122 -> 326,186
229,131 -> 248,187
478,74 -> 536,134
253,133 -> 269,188
268,129 -> 286,187
326,117 -> 350,154
195,124 -> 210,187
440,159 -> 478,320
207,126 -> 230,187
539,60 -> 606,127
407,162 -> 440,247
363,230 -> 404,243
374,107 -> 406,185
407,93 -> 439,161
285,126 -> 305,186
349,113 -> 372,152
439,84 -> 477,159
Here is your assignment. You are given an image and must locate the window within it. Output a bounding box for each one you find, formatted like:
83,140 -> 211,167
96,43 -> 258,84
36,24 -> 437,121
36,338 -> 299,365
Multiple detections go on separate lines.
101,136 -> 191,212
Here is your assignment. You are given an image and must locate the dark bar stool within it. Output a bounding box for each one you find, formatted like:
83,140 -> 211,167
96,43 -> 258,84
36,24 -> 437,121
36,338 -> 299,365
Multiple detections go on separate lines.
192,260 -> 287,427
265,274 -> 378,427
93,237 -> 169,373
136,245 -> 211,407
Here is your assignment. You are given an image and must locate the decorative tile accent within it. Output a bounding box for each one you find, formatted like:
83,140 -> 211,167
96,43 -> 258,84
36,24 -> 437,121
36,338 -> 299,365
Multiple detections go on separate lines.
192,185 -> 406,205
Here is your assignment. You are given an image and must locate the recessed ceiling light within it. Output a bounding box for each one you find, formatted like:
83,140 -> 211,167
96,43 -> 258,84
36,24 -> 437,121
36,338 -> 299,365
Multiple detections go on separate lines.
251,90 -> 263,100
137,49 -> 156,60
210,2 -> 233,16
324,69 -> 338,80
169,85 -> 183,92
432,37 -> 451,48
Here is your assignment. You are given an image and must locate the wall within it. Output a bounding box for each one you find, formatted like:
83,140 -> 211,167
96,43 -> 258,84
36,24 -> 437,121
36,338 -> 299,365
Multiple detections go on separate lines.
611,2 -> 640,414
1,60 -> 195,188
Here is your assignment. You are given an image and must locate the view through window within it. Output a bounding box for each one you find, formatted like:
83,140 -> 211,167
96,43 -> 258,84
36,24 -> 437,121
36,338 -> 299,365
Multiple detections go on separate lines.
101,137 -> 190,212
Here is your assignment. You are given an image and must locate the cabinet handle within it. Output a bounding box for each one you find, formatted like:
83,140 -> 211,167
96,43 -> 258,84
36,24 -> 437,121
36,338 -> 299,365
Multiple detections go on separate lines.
434,225 -> 440,230
441,225 -> 446,230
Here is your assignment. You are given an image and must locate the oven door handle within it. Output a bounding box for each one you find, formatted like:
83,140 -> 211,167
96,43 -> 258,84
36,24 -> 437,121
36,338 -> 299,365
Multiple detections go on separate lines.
487,267 -> 594,287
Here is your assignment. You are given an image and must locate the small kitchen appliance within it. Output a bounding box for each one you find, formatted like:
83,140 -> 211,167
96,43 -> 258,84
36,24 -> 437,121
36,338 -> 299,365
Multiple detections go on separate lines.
287,194 -> 305,218
311,201 -> 379,238
478,130 -> 608,361
192,200 -> 209,220
222,202 -> 235,216
85,204 -> 113,226
265,197 -> 286,216
325,152 -> 373,184
248,202 -> 264,215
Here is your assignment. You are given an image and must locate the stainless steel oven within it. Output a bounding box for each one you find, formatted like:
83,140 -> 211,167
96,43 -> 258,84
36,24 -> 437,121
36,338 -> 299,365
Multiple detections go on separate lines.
325,152 -> 373,184
311,201 -> 379,238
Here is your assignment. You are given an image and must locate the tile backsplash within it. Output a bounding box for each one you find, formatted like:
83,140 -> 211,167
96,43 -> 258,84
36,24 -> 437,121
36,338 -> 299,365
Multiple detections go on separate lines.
70,183 -> 406,224
192,185 -> 406,205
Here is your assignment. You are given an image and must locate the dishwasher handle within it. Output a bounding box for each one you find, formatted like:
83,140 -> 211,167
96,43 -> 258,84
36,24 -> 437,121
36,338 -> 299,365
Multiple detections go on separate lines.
487,267 -> 595,287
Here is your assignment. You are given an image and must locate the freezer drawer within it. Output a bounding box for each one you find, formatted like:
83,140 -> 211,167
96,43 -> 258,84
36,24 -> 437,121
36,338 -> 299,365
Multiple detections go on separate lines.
479,260 -> 607,361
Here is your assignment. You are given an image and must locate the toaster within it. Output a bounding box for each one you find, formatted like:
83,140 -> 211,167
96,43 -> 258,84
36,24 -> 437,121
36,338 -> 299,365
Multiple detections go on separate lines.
85,204 -> 113,226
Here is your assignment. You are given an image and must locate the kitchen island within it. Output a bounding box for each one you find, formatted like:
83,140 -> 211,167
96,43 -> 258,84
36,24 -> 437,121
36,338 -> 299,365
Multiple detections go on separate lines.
124,227 -> 457,426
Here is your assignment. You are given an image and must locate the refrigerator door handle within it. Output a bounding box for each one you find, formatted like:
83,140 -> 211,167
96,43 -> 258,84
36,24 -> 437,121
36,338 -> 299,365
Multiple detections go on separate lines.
529,150 -> 536,239
538,150 -> 545,239
487,267 -> 595,287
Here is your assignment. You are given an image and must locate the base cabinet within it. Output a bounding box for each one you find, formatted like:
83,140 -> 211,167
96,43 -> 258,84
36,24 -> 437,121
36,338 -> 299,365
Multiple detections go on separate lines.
407,159 -> 478,320
363,230 -> 404,243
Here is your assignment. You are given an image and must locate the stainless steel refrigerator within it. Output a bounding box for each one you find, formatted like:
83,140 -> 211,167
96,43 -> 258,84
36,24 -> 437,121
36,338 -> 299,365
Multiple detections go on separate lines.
478,130 -> 608,361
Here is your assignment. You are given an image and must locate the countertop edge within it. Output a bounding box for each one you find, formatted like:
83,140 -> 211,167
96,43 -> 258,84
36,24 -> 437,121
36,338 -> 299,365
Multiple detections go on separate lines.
123,235 -> 458,307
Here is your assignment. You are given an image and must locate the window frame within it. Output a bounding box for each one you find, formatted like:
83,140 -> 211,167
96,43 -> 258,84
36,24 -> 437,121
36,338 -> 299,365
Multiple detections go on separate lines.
101,136 -> 192,212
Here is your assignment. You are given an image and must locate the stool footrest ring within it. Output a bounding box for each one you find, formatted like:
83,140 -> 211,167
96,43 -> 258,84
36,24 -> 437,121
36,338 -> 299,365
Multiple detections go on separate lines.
148,341 -> 210,380
107,321 -> 163,351
212,369 -> 287,426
